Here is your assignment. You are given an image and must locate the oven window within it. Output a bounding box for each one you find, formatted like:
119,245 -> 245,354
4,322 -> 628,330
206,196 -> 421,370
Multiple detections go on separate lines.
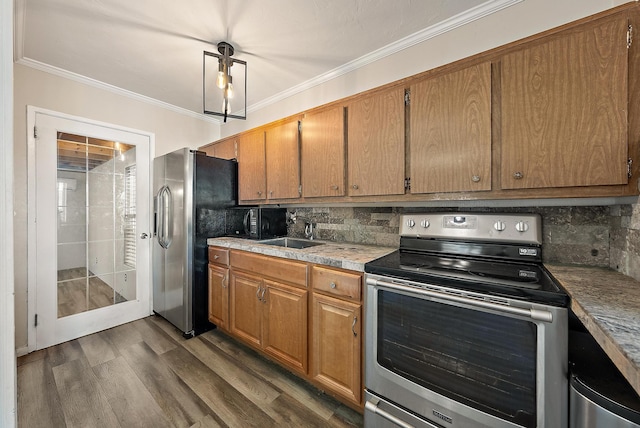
378,290 -> 537,427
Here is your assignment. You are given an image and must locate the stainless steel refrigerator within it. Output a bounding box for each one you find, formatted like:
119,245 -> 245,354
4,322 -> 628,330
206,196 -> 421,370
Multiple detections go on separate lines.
152,148 -> 237,337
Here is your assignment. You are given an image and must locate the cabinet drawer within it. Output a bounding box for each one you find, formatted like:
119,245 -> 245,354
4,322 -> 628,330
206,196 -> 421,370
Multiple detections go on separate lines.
230,250 -> 307,287
311,266 -> 361,301
208,246 -> 229,266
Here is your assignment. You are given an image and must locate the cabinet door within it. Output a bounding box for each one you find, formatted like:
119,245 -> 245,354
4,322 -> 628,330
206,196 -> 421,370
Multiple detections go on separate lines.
501,14 -> 628,189
237,129 -> 266,202
262,280 -> 308,375
410,62 -> 492,193
229,271 -> 262,348
347,87 -> 405,196
208,264 -> 229,330
265,120 -> 301,200
311,293 -> 362,405
212,137 -> 237,160
301,107 -> 345,197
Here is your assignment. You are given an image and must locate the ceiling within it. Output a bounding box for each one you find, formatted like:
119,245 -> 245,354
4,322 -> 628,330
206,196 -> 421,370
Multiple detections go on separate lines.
16,0 -> 506,121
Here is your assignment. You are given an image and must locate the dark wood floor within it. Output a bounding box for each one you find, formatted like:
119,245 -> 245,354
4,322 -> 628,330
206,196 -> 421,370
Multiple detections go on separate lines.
17,315 -> 364,427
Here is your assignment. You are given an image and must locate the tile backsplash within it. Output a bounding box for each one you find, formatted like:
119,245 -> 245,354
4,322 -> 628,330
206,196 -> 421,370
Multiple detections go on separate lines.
288,204 -> 640,281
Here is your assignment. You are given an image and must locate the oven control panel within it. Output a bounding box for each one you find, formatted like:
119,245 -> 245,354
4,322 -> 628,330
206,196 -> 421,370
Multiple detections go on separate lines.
400,213 -> 542,244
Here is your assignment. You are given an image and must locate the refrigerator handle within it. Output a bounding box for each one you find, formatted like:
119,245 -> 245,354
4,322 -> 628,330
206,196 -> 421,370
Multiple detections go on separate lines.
157,185 -> 173,249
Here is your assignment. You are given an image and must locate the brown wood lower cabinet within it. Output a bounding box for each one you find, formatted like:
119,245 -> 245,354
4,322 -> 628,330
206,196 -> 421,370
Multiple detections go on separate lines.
228,251 -> 309,376
208,246 -> 364,411
208,246 -> 230,331
310,293 -> 362,405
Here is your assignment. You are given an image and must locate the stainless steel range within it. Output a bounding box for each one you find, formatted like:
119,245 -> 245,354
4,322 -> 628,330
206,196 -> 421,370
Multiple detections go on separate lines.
364,213 -> 569,428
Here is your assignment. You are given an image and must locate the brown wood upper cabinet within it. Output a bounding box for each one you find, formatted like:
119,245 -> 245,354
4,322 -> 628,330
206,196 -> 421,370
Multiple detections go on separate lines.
301,106 -> 346,197
410,62 -> 492,193
265,119 -> 301,200
237,129 -> 266,202
500,13 -> 629,190
347,87 -> 406,197
202,136 -> 237,160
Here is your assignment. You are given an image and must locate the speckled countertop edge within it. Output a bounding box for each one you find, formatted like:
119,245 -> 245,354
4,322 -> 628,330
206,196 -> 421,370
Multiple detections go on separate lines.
207,237 -> 396,272
545,264 -> 640,397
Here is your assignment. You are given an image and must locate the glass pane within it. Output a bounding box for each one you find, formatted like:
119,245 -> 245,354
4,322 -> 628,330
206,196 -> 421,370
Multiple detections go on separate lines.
57,135 -> 136,318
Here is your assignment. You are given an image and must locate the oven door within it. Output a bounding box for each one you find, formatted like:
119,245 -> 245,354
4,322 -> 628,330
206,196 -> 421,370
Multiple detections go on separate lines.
365,273 -> 568,428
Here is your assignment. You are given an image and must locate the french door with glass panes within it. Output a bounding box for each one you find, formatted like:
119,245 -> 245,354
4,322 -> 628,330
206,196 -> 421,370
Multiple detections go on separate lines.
28,107 -> 153,350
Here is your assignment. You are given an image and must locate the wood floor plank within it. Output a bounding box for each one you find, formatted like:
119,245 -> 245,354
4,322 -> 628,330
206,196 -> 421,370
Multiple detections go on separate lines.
161,345 -> 277,428
52,358 -> 121,428
46,338 -> 90,368
200,330 -> 338,421
120,341 -> 212,428
92,355 -> 173,428
104,320 -> 144,353
183,337 -> 281,406
189,414 -> 223,428
132,317 -> 178,355
17,358 -> 67,428
78,332 -> 119,367
18,316 -> 364,427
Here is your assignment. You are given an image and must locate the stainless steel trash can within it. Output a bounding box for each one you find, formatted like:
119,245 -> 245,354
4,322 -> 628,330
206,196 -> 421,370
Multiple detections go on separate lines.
569,330 -> 640,428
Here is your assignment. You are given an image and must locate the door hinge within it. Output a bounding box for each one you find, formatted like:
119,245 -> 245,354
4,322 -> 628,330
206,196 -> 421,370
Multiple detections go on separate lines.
34,314 -> 38,327
628,24 -> 633,48
404,90 -> 411,106
628,158 -> 633,178
33,126 -> 37,139
404,177 -> 411,191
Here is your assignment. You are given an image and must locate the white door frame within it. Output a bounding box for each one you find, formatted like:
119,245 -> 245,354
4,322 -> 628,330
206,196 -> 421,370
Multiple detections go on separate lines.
27,106 -> 155,352
0,0 -> 15,424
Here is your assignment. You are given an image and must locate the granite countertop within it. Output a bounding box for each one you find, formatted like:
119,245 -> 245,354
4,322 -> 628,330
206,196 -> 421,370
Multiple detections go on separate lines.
545,264 -> 640,397
207,237 -> 396,272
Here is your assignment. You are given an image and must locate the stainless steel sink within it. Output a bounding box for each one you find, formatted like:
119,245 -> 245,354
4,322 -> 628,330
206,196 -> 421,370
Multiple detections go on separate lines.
259,237 -> 325,249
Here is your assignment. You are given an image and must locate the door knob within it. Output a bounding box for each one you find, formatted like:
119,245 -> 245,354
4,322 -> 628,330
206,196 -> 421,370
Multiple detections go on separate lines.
140,233 -> 149,239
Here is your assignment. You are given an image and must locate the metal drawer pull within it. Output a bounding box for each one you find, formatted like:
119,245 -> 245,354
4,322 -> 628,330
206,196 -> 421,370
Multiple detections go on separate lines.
214,254 -> 219,259
471,175 -> 481,182
331,185 -> 339,190
365,399 -> 417,428
366,278 -> 553,323
513,171 -> 524,179
352,316 -> 357,337
330,282 -> 336,289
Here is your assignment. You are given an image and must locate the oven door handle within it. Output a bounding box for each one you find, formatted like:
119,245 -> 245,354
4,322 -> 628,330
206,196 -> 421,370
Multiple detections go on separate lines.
367,277 -> 553,323
365,398 -> 424,428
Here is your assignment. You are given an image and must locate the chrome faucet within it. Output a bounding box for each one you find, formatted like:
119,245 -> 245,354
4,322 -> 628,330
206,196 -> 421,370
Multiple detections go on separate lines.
304,222 -> 314,240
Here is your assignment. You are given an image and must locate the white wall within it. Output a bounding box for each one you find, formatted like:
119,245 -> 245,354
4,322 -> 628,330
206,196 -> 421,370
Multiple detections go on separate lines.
221,0 -> 627,137
13,64 -> 221,349
2,0 -> 15,423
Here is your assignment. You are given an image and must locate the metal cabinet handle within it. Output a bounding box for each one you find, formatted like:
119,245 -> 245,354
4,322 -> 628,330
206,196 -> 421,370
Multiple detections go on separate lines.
257,190 -> 262,196
471,175 -> 481,183
352,316 -> 358,337
351,184 -> 359,190
330,282 -> 336,289
261,287 -> 267,303
256,285 -> 262,301
330,185 -> 339,190
222,274 -> 227,288
513,171 -> 524,179
214,254 -> 219,259
269,190 -> 273,197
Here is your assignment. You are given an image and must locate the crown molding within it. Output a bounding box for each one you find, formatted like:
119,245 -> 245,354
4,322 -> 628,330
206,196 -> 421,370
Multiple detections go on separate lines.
15,57 -> 221,124
247,0 -> 522,113
14,0 -> 521,122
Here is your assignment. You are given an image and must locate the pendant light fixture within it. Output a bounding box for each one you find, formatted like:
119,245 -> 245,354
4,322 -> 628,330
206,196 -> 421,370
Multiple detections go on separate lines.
203,41 -> 247,122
